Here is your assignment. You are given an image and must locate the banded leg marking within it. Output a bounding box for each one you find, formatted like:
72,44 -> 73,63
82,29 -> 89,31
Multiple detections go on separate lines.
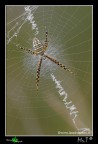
17,46 -> 35,55
44,54 -> 74,74
44,27 -> 48,50
36,57 -> 43,94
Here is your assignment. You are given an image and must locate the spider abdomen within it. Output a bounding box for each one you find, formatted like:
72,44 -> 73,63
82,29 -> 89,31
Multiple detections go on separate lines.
33,37 -> 43,54
33,37 -> 48,55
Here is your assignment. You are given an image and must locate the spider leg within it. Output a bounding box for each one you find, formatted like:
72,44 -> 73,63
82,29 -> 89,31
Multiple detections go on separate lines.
43,27 -> 48,52
45,26 -> 48,43
44,54 -> 74,74
15,44 -> 35,55
36,56 -> 43,95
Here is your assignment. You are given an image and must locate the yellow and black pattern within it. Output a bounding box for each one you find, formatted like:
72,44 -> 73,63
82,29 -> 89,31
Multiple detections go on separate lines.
36,57 -> 43,94
44,54 -> 74,74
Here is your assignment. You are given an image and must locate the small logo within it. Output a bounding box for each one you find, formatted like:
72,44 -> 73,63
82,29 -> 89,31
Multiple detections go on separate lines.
6,137 -> 22,143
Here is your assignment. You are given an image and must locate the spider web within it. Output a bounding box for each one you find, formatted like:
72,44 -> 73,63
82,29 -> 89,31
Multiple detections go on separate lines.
6,5 -> 92,136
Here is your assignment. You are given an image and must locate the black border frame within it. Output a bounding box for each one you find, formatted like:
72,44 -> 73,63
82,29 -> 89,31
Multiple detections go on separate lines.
0,0 -> 95,143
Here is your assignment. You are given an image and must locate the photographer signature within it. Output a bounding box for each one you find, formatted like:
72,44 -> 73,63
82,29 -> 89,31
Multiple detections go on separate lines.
77,137 -> 93,143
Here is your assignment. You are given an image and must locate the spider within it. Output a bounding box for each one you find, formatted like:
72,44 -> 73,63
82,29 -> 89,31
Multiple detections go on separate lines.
18,28 -> 74,95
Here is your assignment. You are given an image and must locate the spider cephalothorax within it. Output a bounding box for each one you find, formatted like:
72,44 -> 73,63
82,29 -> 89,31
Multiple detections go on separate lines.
19,29 -> 74,95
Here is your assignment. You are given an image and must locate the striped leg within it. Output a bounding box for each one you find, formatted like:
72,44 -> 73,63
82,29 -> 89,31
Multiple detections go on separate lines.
43,27 -> 48,52
15,44 -> 35,55
44,54 -> 74,74
45,28 -> 48,43
36,57 -> 43,95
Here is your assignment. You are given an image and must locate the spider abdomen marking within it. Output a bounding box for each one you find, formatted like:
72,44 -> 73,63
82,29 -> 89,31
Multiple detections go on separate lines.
33,37 -> 45,55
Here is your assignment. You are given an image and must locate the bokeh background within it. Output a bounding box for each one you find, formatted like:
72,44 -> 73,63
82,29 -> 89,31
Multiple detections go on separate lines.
6,6 -> 92,136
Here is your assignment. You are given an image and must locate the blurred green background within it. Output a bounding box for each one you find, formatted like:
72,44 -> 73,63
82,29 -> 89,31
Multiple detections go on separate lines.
6,6 -> 92,135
